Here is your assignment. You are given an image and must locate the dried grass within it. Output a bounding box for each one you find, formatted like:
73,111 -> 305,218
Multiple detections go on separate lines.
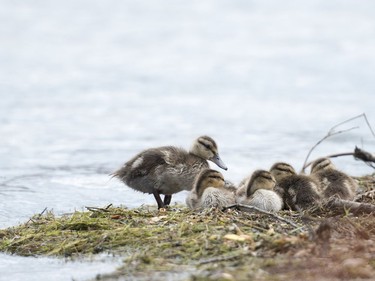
0,174 -> 374,280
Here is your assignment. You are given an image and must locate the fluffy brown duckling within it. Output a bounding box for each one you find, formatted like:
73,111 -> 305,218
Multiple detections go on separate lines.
270,162 -> 321,211
236,170 -> 283,212
112,136 -> 227,209
186,169 -> 236,210
310,157 -> 358,200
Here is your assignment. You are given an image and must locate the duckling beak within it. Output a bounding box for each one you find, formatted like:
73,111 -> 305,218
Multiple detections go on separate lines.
210,154 -> 228,170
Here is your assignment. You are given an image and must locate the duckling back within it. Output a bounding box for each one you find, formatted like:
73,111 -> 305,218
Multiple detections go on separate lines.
270,162 -> 321,210
310,158 -> 358,200
237,189 -> 283,212
276,174 -> 321,210
199,187 -> 236,209
236,170 -> 283,212
114,146 -> 209,195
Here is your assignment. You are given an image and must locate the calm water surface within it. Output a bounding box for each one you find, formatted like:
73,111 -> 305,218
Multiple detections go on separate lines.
1,1 -> 375,280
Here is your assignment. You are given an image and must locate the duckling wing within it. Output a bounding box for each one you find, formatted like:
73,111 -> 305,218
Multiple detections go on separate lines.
201,188 -> 236,209
315,170 -> 357,200
114,146 -> 208,195
119,148 -> 167,179
112,148 -> 171,194
186,190 -> 200,209
248,190 -> 283,212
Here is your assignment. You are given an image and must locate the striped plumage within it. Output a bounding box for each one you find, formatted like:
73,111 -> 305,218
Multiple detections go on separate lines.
236,170 -> 283,212
112,136 -> 227,209
310,158 -> 358,200
270,162 -> 321,210
186,169 -> 235,210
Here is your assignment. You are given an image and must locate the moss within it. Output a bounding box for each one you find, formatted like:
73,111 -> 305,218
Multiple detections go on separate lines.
0,175 -> 374,280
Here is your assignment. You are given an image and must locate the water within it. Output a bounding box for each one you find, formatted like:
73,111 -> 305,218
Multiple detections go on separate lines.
1,0 -> 375,280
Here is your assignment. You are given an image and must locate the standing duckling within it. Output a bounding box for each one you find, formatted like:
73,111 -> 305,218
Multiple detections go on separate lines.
112,136 -> 227,209
236,170 -> 283,212
310,157 -> 358,200
186,169 -> 236,210
270,162 -> 321,211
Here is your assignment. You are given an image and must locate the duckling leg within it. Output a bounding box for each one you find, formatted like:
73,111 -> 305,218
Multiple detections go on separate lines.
164,195 -> 172,206
152,190 -> 165,209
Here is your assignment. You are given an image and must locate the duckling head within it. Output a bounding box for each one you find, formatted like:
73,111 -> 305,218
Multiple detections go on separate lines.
190,136 -> 228,170
310,157 -> 336,174
246,170 -> 276,196
270,162 -> 296,182
194,169 -> 225,198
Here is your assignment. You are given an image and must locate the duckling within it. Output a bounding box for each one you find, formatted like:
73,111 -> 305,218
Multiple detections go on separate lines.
270,162 -> 321,211
310,157 -> 358,200
236,170 -> 283,212
186,169 -> 236,210
112,136 -> 228,209
223,180 -> 238,193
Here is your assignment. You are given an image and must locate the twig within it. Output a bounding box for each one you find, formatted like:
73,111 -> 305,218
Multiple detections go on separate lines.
39,207 -> 48,217
301,113 -> 375,173
26,207 -> 48,225
224,204 -> 300,228
362,113 -> 375,137
304,152 -> 353,170
85,204 -> 113,213
304,147 -> 375,171
324,197 -> 375,215
301,127 -> 358,173
329,113 -> 375,137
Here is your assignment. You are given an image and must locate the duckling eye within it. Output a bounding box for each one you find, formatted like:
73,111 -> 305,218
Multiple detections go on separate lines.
198,141 -> 212,151
209,175 -> 223,181
202,143 -> 210,149
258,174 -> 271,181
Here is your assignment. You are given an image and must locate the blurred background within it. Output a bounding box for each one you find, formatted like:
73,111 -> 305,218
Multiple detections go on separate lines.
0,1 -> 375,280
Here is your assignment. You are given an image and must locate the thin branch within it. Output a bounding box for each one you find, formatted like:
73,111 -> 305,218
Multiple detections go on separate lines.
329,113 -> 375,137
26,207 -> 48,225
304,147 -> 375,171
224,204 -> 300,228
301,113 -> 375,173
324,197 -> 375,215
85,205 -> 112,213
362,113 -> 375,137
304,152 -> 353,170
301,127 -> 358,173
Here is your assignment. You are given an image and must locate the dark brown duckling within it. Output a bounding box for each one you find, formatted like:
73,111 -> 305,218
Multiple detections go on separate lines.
310,157 -> 358,200
270,162 -> 321,211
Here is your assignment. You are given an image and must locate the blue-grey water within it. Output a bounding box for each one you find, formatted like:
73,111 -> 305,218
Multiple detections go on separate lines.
1,1 -> 375,280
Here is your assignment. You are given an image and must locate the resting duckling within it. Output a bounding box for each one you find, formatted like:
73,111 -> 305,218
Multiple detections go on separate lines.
310,157 -> 358,200
270,162 -> 321,211
186,169 -> 236,210
236,170 -> 283,212
223,180 -> 238,193
112,136 -> 228,209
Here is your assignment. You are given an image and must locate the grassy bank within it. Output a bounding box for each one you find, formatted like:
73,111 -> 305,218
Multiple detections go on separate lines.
0,174 -> 374,280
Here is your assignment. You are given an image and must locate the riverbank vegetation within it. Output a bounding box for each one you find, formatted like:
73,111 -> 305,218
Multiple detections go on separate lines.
0,174 -> 374,280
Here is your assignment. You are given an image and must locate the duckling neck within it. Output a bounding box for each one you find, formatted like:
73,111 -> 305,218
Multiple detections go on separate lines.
196,185 -> 207,198
188,148 -> 206,160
